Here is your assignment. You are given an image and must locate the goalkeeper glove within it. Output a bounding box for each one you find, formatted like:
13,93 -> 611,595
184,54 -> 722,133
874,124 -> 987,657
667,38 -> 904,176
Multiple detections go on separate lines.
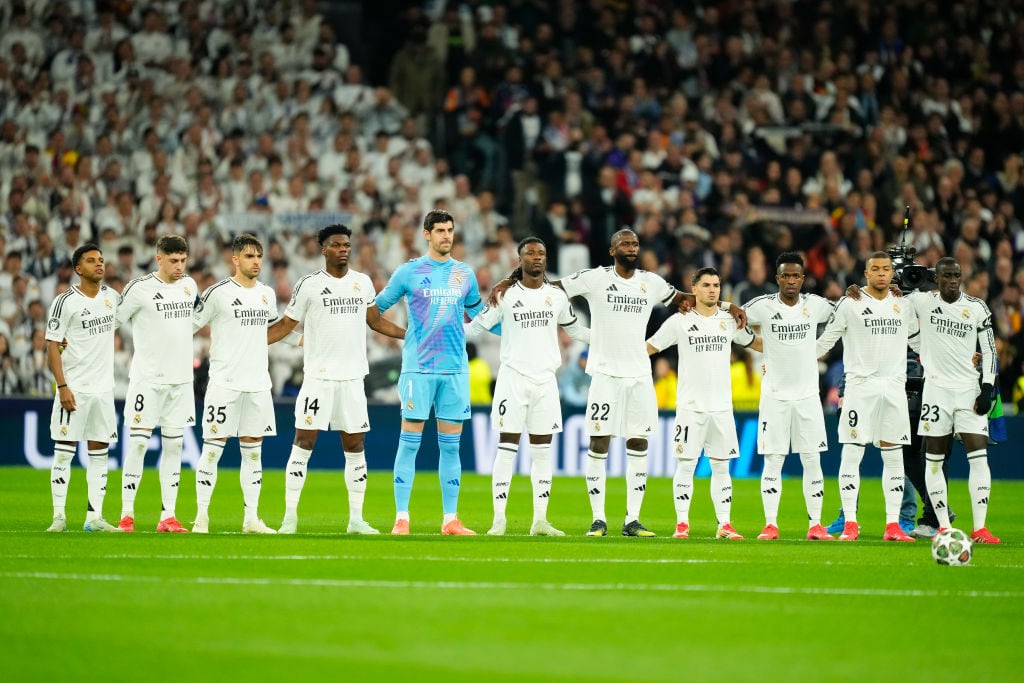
975,383 -> 994,415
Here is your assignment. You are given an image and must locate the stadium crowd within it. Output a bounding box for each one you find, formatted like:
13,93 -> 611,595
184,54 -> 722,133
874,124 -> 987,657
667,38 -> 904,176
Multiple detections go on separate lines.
1,0 -> 1023,413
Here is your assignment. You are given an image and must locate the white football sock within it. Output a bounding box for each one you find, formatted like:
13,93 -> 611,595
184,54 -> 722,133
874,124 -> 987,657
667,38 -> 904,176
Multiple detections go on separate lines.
624,448 -> 647,524
838,444 -> 865,522
195,440 -> 224,519
50,444 -> 76,517
710,458 -> 733,525
344,450 -> 368,522
120,430 -> 148,518
880,445 -> 904,524
966,449 -> 991,530
760,453 -> 785,526
158,429 -> 184,521
85,448 -> 109,522
924,452 -> 951,528
284,445 -> 312,518
529,443 -> 552,522
491,443 -> 517,522
799,452 -> 825,527
672,458 -> 698,524
585,451 -> 607,522
239,441 -> 263,523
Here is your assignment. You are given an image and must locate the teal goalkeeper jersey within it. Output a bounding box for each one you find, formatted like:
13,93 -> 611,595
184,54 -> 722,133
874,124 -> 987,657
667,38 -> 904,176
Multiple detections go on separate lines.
376,255 -> 483,374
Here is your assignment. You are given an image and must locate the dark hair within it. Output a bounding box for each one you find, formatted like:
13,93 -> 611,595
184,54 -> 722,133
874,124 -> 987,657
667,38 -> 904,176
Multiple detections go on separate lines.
517,236 -> 546,254
935,256 -> 959,271
775,251 -> 804,271
423,209 -> 454,232
72,243 -> 101,268
691,266 -> 720,286
317,223 -> 352,246
867,250 -> 891,262
232,233 -> 263,255
157,234 -> 188,255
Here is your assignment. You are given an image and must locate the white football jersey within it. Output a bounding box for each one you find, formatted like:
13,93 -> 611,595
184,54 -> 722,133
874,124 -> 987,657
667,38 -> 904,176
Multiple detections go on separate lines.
474,282 -> 579,382
816,292 -> 919,384
117,273 -> 198,385
647,309 -> 756,412
194,278 -> 278,392
284,268 -> 375,381
906,290 -> 996,389
45,284 -> 118,393
744,292 -> 834,400
561,266 -> 676,378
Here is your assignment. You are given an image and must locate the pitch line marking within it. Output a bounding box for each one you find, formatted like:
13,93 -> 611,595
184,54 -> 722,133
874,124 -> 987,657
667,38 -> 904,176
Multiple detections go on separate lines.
2,571 -> 1021,598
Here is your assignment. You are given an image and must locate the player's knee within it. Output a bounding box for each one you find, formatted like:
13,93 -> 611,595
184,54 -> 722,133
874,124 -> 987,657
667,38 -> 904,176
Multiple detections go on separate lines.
625,438 -> 648,451
341,434 -> 364,453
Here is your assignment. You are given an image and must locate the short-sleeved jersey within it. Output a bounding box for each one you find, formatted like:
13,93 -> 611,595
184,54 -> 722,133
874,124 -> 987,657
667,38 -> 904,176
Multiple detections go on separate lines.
906,290 -> 996,389
284,268 -> 375,381
194,278 -> 278,392
376,255 -> 483,374
472,282 -> 578,382
117,273 -> 199,385
647,310 -> 755,412
744,292 -> 834,400
45,284 -> 118,393
815,292 -> 919,385
561,266 -> 676,378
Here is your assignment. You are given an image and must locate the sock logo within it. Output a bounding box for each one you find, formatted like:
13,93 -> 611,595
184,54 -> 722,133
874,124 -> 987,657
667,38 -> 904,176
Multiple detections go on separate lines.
494,492 -> 507,500
761,487 -> 779,494
588,488 -> 601,495
394,476 -> 405,484
51,477 -> 66,484
446,479 -> 460,487
123,482 -> 137,490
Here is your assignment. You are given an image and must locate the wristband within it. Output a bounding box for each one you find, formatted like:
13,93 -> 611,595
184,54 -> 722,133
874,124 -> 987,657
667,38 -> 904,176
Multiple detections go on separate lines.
56,384 -> 67,389
719,301 -> 732,311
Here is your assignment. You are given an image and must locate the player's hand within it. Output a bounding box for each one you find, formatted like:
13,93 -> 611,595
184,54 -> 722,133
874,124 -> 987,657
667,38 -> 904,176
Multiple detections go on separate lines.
676,295 -> 694,314
972,352 -> 981,368
723,302 -> 748,329
845,284 -> 862,300
975,383 -> 994,415
889,283 -> 903,297
487,278 -> 512,306
57,385 -> 76,412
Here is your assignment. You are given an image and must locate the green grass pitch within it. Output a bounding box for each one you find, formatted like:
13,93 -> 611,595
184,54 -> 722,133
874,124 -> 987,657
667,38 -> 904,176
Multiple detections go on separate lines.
2,465 -> 1022,682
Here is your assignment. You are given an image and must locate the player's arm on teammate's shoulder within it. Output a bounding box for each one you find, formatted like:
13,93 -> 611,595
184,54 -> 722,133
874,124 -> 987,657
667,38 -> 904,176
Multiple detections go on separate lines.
366,304 -> 405,339
815,300 -> 846,358
267,314 -> 301,344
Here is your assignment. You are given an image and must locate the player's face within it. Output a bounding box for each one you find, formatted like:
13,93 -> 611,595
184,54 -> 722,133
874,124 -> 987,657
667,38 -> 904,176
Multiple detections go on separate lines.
935,263 -> 962,300
75,250 -> 104,283
776,263 -> 804,298
610,232 -> 640,270
425,221 -> 455,257
156,251 -> 187,280
322,234 -> 351,268
694,274 -> 721,306
519,242 -> 547,277
865,257 -> 893,291
233,246 -> 263,279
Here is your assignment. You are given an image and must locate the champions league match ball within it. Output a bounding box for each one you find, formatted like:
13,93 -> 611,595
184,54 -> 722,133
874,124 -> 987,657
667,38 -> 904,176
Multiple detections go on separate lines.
931,528 -> 973,566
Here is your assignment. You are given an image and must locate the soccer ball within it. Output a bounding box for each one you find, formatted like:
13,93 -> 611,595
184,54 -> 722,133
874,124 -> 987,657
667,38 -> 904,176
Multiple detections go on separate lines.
931,528 -> 973,566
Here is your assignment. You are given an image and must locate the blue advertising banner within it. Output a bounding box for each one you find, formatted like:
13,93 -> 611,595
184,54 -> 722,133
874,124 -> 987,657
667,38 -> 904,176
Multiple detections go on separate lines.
2,398 -> 1020,479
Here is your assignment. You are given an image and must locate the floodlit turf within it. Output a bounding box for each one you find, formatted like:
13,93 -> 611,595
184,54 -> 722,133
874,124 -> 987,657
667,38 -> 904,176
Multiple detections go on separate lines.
2,464 -> 1022,682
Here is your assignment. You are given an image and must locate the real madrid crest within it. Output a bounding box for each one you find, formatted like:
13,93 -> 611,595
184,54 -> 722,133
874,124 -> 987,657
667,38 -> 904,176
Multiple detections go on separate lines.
104,298 -> 112,309
719,320 -> 727,329
261,295 -> 268,305
545,296 -> 552,307
802,307 -> 809,317
892,303 -> 900,313
407,400 -> 414,410
353,281 -> 361,291
640,282 -> 647,293
454,273 -> 463,285
184,286 -> 191,296
961,308 -> 970,319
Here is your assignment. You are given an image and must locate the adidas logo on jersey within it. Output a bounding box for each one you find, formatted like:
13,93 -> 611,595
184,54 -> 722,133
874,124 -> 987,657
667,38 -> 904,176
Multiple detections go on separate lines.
771,312 -> 783,320
932,307 -> 942,314
82,308 -> 91,315
819,441 -> 827,448
321,287 -> 332,295
419,277 -> 431,288
606,284 -> 618,291
231,298 -> 243,306
512,300 -> 524,308
152,293 -> 164,300
361,422 -> 369,429
688,324 -> 699,332
552,423 -> 559,430
861,307 -> 873,314
264,425 -> 273,432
